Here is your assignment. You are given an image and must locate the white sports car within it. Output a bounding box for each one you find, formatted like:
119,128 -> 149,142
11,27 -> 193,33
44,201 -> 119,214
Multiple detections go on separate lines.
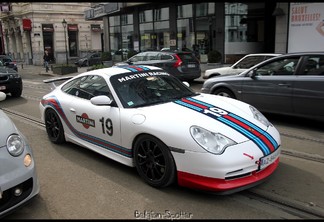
39,65 -> 281,194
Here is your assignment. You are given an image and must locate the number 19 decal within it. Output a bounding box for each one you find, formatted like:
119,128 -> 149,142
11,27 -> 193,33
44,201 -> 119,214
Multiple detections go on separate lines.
99,117 -> 113,136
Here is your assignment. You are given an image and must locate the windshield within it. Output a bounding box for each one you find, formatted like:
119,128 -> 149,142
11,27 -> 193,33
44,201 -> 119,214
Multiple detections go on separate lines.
110,70 -> 196,108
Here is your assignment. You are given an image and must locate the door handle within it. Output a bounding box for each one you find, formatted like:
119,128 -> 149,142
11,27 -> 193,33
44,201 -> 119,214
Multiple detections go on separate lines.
70,108 -> 76,113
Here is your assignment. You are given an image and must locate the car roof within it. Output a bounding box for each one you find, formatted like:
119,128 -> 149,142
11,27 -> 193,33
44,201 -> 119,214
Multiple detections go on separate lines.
236,52 -> 324,76
138,50 -> 192,55
241,53 -> 282,57
80,65 -> 164,78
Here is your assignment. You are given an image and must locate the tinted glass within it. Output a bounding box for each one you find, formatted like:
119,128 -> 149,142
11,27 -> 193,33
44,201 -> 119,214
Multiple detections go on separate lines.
110,70 -> 195,108
234,56 -> 266,69
176,53 -> 197,62
62,75 -> 110,100
301,55 -> 324,75
254,57 -> 300,76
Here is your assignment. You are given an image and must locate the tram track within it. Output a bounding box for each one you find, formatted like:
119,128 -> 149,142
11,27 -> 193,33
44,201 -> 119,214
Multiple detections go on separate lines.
2,106 -> 324,219
243,190 -> 324,219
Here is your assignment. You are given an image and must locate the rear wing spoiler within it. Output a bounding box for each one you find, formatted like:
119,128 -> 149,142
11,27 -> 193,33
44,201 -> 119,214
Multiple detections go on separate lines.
43,76 -> 73,91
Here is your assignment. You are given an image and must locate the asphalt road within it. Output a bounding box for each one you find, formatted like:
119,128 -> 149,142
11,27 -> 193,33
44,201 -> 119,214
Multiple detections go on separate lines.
1,65 -> 324,219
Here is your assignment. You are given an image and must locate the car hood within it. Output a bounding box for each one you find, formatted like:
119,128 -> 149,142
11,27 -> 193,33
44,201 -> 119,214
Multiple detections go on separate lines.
136,93 -> 269,144
205,66 -> 245,76
0,110 -> 17,147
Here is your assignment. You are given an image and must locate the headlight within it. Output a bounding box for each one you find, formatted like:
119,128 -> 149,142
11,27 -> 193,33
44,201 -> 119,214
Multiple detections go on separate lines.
9,74 -> 20,78
190,126 -> 237,155
249,106 -> 270,127
7,134 -> 24,156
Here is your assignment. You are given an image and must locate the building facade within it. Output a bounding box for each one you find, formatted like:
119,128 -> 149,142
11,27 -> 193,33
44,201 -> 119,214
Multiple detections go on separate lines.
0,2 -> 293,66
0,2 -> 103,65
86,2 -> 282,63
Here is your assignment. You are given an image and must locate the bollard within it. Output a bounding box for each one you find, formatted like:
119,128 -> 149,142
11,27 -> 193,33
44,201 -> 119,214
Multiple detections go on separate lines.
21,64 -> 23,69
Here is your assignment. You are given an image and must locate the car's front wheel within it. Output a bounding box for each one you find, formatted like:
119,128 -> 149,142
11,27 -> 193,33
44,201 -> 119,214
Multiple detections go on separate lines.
133,134 -> 176,188
11,88 -> 22,97
45,109 -> 65,144
213,88 -> 235,99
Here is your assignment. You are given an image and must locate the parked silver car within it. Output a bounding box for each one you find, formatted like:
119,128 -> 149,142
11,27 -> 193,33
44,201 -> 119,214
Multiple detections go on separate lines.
0,92 -> 40,218
203,53 -> 281,79
201,52 -> 324,122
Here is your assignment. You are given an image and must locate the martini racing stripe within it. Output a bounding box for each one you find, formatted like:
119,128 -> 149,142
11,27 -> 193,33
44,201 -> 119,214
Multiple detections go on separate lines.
174,97 -> 278,155
184,97 -> 278,154
41,96 -> 132,157
186,97 -> 278,151
119,65 -> 151,72
227,113 -> 278,151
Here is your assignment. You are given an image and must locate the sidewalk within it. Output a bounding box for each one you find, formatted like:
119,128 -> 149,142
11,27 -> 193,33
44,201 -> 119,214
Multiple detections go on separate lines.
19,64 -> 88,77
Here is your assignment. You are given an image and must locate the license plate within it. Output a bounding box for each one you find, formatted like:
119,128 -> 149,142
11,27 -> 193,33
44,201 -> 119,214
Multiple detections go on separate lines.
0,86 -> 6,90
187,64 -> 196,68
259,147 -> 280,170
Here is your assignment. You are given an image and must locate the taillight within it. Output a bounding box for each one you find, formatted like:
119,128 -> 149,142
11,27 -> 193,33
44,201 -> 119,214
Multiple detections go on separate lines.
173,54 -> 182,68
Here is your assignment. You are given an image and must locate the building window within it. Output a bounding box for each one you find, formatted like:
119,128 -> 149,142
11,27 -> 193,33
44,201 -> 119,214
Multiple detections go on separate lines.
139,9 -> 154,51
177,4 -> 194,52
121,14 -> 134,53
109,16 -> 121,53
196,3 -> 215,16
224,2 -> 266,62
139,8 -> 170,51
177,4 -> 193,18
67,24 -> 78,57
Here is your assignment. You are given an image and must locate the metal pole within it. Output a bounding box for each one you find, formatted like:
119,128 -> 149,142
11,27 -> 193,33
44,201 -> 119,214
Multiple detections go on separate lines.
63,27 -> 68,65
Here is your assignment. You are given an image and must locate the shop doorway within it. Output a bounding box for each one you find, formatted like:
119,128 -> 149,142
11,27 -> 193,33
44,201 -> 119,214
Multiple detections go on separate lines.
42,24 -> 55,62
195,16 -> 214,63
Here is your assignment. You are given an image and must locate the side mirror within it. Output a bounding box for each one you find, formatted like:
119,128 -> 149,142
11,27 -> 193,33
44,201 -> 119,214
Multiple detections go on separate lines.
90,95 -> 113,106
182,81 -> 190,87
250,69 -> 257,78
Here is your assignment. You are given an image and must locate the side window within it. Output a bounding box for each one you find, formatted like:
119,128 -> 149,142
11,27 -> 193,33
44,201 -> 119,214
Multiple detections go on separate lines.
301,55 -> 324,75
129,53 -> 146,62
147,52 -> 158,60
61,75 -> 111,100
160,54 -> 173,60
254,57 -> 300,76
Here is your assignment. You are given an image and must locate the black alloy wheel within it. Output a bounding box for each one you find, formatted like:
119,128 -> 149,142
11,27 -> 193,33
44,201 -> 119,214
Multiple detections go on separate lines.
45,109 -> 65,144
134,135 -> 176,188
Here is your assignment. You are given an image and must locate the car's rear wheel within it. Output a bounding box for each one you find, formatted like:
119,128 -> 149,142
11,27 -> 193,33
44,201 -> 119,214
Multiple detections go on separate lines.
45,109 -> 65,144
133,135 -> 176,188
213,88 -> 235,99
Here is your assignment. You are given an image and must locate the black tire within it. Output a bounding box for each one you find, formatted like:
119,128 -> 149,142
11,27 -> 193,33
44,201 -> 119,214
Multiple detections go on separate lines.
45,109 -> 65,144
213,88 -> 235,99
11,88 -> 22,97
133,135 -> 176,188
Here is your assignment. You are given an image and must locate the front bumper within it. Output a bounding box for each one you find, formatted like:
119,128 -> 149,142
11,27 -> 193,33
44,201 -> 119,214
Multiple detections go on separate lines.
0,147 -> 40,217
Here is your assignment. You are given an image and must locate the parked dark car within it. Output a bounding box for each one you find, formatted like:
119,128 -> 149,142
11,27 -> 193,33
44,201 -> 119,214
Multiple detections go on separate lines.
74,52 -> 102,67
114,51 -> 201,81
201,52 -> 324,122
0,64 -> 22,97
0,55 -> 18,72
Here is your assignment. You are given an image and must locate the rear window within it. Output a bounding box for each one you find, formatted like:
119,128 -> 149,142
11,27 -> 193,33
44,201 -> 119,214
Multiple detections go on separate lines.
176,53 -> 197,62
